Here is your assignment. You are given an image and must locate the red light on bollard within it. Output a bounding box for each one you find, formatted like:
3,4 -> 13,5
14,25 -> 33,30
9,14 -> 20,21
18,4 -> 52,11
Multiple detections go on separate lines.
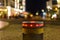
22,24 -> 24,26
39,24 -> 44,27
30,24 -> 33,27
22,24 -> 28,27
36,24 -> 39,27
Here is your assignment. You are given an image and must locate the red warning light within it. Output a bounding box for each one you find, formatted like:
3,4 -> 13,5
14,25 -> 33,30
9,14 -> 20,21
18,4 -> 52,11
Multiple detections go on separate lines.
36,24 -> 39,27
22,24 -> 27,27
30,24 -> 33,27
39,24 -> 44,26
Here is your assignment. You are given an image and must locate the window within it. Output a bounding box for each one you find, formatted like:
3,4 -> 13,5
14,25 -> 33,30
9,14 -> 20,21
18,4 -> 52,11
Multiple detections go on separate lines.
52,0 -> 57,5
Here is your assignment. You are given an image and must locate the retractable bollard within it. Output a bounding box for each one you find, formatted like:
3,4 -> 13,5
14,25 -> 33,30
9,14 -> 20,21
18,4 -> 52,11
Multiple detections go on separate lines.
22,20 -> 44,40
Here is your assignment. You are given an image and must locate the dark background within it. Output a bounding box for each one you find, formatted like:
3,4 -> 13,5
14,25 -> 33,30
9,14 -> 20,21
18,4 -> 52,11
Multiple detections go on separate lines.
26,0 -> 49,16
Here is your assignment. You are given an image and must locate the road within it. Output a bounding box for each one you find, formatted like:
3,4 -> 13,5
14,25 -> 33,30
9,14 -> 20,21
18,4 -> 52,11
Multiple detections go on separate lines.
0,19 -> 60,40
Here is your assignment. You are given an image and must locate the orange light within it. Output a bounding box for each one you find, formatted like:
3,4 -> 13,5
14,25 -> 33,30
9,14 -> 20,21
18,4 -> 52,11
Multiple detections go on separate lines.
30,24 -> 33,27
22,24 -> 24,26
36,24 -> 39,27
39,24 -> 44,26
24,24 -> 27,26
22,24 -> 27,26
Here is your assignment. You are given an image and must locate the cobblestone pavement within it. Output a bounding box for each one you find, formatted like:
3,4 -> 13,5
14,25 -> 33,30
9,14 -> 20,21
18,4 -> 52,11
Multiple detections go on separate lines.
44,24 -> 60,40
0,24 -> 22,40
0,20 -> 60,40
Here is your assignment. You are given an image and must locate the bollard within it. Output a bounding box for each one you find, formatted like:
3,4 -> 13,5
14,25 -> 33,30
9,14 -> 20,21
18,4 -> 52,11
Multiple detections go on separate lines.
22,20 -> 45,40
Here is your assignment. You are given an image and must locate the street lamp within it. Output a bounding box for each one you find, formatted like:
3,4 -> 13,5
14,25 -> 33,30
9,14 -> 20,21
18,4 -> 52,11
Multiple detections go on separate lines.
36,12 -> 39,15
30,14 -> 33,18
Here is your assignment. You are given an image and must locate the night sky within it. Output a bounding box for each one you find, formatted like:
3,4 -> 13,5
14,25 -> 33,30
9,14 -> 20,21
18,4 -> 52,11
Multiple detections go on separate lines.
26,0 -> 49,16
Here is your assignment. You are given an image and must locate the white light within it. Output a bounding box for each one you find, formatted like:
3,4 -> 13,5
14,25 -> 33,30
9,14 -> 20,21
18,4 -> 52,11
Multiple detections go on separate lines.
14,8 -> 23,13
42,12 -> 46,19
19,10 -> 23,13
36,12 -> 39,15
22,0 -> 26,11
15,0 -> 19,9
47,6 -> 51,9
7,6 -> 11,19
57,5 -> 60,8
7,6 -> 11,15
22,0 -> 25,6
42,9 -> 44,12
20,6 -> 23,9
14,8 -> 19,11
43,12 -> 46,15
23,7 -> 25,11
57,0 -> 60,3
51,14 -> 57,19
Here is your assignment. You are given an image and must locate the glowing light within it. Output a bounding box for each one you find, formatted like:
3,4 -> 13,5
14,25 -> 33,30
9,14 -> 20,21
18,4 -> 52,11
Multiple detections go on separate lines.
30,24 -> 33,27
25,24 -> 28,26
7,6 -> 11,19
57,5 -> 60,8
30,14 -> 33,17
36,12 -> 39,15
39,24 -> 44,26
42,9 -> 44,12
57,0 -> 60,3
24,15 -> 27,18
36,24 -> 39,27
15,0 -> 19,9
55,8 -> 58,11
22,0 -> 26,11
20,6 -> 23,9
22,24 -> 24,26
47,6 -> 52,10
51,14 -> 57,19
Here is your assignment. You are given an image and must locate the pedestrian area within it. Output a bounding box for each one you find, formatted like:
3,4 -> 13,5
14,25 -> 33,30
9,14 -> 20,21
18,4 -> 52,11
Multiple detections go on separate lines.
0,20 -> 60,40
44,24 -> 60,40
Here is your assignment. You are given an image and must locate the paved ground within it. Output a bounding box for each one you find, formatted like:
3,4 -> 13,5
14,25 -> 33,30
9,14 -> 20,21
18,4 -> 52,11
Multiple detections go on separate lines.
0,23 -> 22,40
0,19 -> 60,40
44,24 -> 60,40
